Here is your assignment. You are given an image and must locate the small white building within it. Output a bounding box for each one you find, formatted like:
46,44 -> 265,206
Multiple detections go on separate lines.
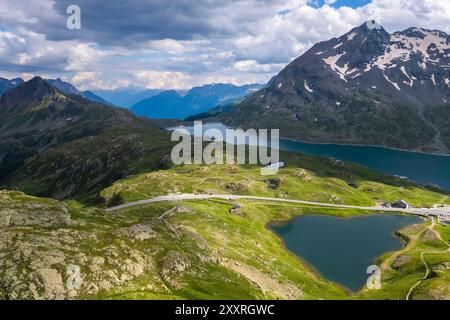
391,200 -> 409,209
260,162 -> 285,176
437,212 -> 450,225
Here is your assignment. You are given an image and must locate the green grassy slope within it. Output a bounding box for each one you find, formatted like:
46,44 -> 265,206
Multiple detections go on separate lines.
1,153 -> 448,300
101,153 -> 450,208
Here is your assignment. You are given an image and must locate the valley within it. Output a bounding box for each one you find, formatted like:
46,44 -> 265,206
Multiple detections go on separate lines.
1,153 -> 449,300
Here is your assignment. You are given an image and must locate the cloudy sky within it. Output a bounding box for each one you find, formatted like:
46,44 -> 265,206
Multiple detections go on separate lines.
0,0 -> 449,90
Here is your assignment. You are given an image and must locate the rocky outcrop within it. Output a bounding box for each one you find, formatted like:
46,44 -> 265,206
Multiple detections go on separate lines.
116,223 -> 156,241
391,255 -> 412,270
160,251 -> 191,289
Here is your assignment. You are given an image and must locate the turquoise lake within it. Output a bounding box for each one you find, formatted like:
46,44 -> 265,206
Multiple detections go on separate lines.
271,214 -> 423,291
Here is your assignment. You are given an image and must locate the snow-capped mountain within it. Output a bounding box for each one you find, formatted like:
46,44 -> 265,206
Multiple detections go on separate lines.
312,20 -> 449,105
220,21 -> 450,153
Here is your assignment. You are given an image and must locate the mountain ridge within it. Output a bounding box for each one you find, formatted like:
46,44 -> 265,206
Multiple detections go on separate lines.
0,77 -> 113,105
132,83 -> 263,120
0,77 -> 172,199
46,78 -> 114,105
216,21 -> 450,154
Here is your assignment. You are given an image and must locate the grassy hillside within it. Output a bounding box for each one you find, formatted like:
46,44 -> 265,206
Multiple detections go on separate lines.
1,154 -> 449,300
101,153 -> 450,208
5,126 -> 173,201
0,77 -> 174,200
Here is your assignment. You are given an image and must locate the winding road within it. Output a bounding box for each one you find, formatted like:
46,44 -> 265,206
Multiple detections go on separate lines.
105,193 -> 442,217
106,193 -> 449,299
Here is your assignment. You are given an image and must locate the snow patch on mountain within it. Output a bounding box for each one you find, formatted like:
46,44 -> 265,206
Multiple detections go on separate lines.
304,81 -> 313,93
358,29 -> 449,73
391,30 -> 449,62
431,74 -> 436,86
383,75 -> 401,91
400,66 -> 415,87
323,52 -> 358,81
372,45 -> 411,70
347,32 -> 357,41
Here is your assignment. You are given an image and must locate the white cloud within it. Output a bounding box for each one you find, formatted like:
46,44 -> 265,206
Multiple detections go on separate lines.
133,70 -> 192,90
233,60 -> 284,73
0,0 -> 449,89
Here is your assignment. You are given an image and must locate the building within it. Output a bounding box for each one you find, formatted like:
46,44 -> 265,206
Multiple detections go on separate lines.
437,212 -> 450,225
260,162 -> 285,176
391,200 -> 409,209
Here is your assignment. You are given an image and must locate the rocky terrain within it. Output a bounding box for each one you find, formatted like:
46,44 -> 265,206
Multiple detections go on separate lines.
1,157 -> 449,300
0,190 -> 159,299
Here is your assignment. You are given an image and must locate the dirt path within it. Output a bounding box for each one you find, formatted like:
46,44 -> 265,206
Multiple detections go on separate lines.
405,218 -> 450,300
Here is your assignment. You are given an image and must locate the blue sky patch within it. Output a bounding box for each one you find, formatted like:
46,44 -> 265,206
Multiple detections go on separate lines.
310,0 -> 372,9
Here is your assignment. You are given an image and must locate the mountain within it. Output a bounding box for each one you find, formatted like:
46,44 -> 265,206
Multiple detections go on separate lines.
217,21 -> 450,154
184,103 -> 234,121
46,78 -> 113,105
0,77 -> 24,96
132,90 -> 183,119
81,90 -> 112,105
0,77 -> 172,200
92,88 -> 164,108
131,83 -> 263,120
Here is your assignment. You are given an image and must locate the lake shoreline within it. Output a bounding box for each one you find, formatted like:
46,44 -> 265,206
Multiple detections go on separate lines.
268,212 -> 424,293
280,137 -> 450,158
180,121 -> 450,157
169,122 -> 450,189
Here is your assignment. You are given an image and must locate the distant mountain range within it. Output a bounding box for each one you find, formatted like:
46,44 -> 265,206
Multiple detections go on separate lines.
131,83 -> 263,120
0,77 -> 24,96
0,77 -> 172,199
45,78 -> 113,105
0,76 -> 264,122
214,21 -> 450,154
92,88 -> 165,108
0,77 -> 113,106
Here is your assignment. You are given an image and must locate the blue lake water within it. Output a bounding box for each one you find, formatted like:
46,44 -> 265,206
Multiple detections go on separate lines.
271,214 -> 423,291
169,123 -> 450,190
279,139 -> 450,190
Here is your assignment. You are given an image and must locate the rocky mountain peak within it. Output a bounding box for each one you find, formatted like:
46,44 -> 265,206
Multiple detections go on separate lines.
25,76 -> 52,89
46,78 -> 81,95
364,20 -> 383,31
221,23 -> 450,154
1,76 -> 57,106
342,20 -> 390,47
